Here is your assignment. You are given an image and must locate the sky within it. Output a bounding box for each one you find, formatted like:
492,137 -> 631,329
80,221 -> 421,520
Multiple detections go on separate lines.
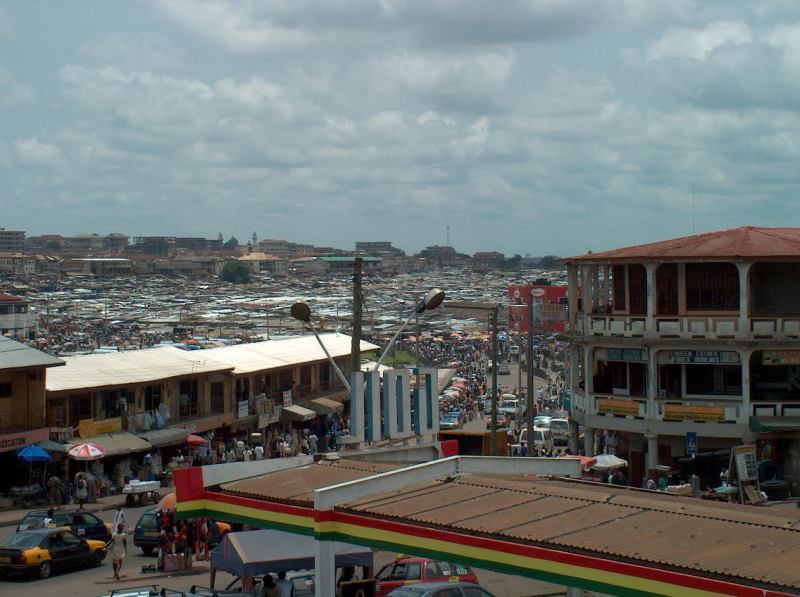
2,1 -> 800,256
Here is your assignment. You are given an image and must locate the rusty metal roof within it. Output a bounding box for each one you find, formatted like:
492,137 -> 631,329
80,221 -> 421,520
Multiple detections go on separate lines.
338,474 -> 800,591
220,459 -> 399,504
560,226 -> 800,264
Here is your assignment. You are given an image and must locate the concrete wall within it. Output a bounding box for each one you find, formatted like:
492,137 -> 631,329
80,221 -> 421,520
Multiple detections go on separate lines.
0,368 -> 46,431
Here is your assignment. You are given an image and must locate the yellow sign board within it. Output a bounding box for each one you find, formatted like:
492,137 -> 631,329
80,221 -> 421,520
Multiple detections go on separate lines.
597,399 -> 640,416
77,417 -> 122,438
663,404 -> 725,422
762,351 -> 800,366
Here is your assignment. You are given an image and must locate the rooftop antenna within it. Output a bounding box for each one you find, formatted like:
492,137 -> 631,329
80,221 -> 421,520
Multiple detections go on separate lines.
691,182 -> 696,235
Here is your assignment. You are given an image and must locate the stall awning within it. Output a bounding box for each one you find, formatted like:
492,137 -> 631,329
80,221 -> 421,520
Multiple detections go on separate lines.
72,431 -> 152,457
308,397 -> 344,415
137,428 -> 189,448
211,529 -> 372,579
282,404 -> 316,421
750,416 -> 800,434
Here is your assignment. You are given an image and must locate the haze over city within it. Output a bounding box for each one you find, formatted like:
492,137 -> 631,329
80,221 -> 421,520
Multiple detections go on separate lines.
3,1 -> 800,255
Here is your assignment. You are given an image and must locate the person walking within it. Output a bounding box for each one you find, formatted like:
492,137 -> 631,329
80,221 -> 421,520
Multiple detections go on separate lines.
47,475 -> 62,507
111,523 -> 127,580
262,573 -> 281,597
113,505 -> 127,533
74,473 -> 88,509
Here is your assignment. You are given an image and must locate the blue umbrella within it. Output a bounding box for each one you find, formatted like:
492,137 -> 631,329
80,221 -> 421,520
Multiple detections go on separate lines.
16,444 -> 52,462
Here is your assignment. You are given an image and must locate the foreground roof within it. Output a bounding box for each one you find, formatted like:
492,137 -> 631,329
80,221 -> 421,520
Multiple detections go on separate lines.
0,336 -> 65,371
562,226 -> 800,264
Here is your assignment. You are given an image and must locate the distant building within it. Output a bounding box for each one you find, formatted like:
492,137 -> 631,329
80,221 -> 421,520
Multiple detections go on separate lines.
237,252 -> 289,275
355,241 -> 404,256
152,256 -> 225,277
0,253 -> 35,275
62,233 -> 107,252
472,251 -> 505,271
104,233 -> 129,252
259,239 -> 291,258
130,236 -> 175,255
0,293 -> 38,339
0,229 -> 26,253
418,245 -> 470,268
61,257 -> 133,277
25,235 -> 64,252
320,256 -> 382,273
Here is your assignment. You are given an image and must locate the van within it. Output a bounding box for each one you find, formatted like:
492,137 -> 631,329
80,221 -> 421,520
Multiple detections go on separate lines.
519,427 -> 554,453
509,345 -> 520,356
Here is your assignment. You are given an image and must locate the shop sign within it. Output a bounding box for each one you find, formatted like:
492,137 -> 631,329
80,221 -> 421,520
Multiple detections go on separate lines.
259,398 -> 280,425
732,445 -> 758,481
597,399 -> 640,416
77,417 -> 122,438
663,404 -> 726,421
669,351 -> 739,364
0,428 -> 49,453
237,400 -> 249,419
603,348 -> 647,362
282,390 -> 293,407
762,351 -> 800,366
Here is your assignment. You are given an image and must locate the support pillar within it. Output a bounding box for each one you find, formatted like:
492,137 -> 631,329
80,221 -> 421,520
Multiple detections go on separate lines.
645,431 -> 659,479
739,348 -> 753,426
569,420 -> 580,454
314,537 -> 336,597
567,264 -> 578,332
583,427 -> 595,457
737,262 -> 752,339
645,263 -> 656,336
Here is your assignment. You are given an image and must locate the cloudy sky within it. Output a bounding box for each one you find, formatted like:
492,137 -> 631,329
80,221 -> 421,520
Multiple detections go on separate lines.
2,1 -> 800,256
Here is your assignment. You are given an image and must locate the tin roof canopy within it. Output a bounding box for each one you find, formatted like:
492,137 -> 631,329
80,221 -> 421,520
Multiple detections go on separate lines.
561,226 -> 800,264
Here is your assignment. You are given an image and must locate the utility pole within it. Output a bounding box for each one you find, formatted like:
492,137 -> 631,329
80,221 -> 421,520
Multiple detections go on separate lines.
526,290 -> 535,453
489,306 -> 499,456
350,257 -> 363,379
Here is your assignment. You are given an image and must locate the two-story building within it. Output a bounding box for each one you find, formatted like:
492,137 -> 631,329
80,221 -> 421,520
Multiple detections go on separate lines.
562,226 -> 800,491
0,336 -> 64,484
0,293 -> 38,339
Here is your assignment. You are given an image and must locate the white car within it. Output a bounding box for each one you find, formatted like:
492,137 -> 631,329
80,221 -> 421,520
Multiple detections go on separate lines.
518,427 -> 554,453
534,415 -> 551,428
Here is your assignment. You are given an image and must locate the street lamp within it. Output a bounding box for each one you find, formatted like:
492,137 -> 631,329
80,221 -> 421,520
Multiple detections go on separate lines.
445,300 -> 501,455
374,288 -> 446,369
290,300 -> 351,392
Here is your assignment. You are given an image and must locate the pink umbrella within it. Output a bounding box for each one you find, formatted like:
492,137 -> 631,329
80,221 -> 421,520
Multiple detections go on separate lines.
186,434 -> 206,447
67,442 -> 105,461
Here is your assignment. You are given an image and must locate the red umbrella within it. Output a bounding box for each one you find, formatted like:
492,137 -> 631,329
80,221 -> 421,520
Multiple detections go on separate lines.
67,442 -> 105,461
158,492 -> 176,512
186,434 -> 206,447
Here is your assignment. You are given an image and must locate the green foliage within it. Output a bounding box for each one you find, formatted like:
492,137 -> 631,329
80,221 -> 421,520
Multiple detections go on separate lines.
223,236 -> 239,250
380,349 -> 417,367
220,260 -> 251,283
537,255 -> 560,269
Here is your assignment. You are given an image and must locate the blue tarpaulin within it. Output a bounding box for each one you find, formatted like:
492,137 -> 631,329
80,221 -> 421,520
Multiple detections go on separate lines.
210,529 -> 372,579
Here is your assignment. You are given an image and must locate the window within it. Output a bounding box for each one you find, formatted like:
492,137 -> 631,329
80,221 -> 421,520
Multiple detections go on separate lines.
0,382 -> 11,398
610,361 -> 628,390
300,365 -> 311,388
463,589 -> 493,597
686,365 -> 742,396
83,513 -> 102,525
612,265 -> 626,311
279,369 -> 293,392
432,589 -> 461,597
426,561 -> 443,577
375,565 -> 394,580
404,562 -> 421,580
139,514 -> 158,530
319,364 -> 331,391
628,264 -> 647,315
178,379 -> 199,418
144,385 -> 162,412
685,263 -> 739,311
72,393 -> 92,422
210,381 -> 225,413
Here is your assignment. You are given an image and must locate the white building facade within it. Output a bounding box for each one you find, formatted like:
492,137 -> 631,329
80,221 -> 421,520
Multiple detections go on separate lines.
563,226 -> 800,494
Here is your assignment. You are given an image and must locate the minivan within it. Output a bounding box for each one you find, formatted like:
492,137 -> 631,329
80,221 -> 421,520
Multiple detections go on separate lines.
518,427 -> 554,453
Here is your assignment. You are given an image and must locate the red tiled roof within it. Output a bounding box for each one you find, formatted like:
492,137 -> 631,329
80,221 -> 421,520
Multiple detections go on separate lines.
0,293 -> 24,302
561,226 -> 800,263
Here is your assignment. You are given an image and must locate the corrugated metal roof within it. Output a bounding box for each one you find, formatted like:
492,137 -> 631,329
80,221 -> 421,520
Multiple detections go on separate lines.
46,346 -> 233,393
198,334 -> 379,376
220,459 -> 400,504
0,336 -> 65,371
338,473 -> 800,591
561,226 -> 800,264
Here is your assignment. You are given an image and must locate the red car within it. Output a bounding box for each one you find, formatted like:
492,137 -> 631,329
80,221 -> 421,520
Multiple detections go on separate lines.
375,557 -> 480,596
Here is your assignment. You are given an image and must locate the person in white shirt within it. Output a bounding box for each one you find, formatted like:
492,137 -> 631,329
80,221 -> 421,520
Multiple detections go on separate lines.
275,570 -> 293,597
113,505 -> 127,532
254,444 -> 264,460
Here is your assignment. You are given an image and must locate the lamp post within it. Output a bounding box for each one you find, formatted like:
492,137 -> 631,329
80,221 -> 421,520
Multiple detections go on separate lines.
290,300 -> 351,392
446,300 -> 501,455
374,288 -> 446,370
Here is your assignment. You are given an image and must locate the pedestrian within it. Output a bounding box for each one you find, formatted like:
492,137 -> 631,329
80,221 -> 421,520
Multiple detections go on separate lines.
111,522 -> 127,580
47,475 -> 62,507
262,573 -> 281,597
75,473 -> 88,509
43,509 -> 55,528
275,570 -> 293,597
114,504 -> 127,532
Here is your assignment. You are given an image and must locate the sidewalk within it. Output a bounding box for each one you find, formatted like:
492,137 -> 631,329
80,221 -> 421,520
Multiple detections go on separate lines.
0,493 -> 129,528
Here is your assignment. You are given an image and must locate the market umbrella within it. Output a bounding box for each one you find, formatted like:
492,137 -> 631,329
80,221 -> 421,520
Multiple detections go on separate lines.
590,454 -> 628,472
37,439 -> 68,453
186,434 -> 206,447
158,492 -> 176,512
67,442 -> 105,461
16,444 -> 52,462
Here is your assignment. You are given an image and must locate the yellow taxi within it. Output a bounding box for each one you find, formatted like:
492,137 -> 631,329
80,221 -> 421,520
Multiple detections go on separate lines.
0,528 -> 107,579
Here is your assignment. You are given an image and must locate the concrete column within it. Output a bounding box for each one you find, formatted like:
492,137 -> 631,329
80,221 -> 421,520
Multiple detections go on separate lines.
677,263 -> 686,315
314,537 -> 336,597
567,587 -> 585,597
645,431 -> 659,478
645,263 -> 657,336
581,265 -> 593,332
737,262 -> 752,338
567,264 -> 578,332
583,427 -> 595,456
569,345 -> 580,407
739,348 -> 753,425
647,349 -> 658,420
592,266 -> 600,312
569,420 -> 580,454
583,344 -> 594,414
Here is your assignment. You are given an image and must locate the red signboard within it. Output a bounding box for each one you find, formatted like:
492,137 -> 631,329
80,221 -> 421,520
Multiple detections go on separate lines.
508,285 -> 569,334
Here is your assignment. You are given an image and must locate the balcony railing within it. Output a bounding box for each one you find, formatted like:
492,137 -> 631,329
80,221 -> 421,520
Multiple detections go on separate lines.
749,318 -> 800,338
588,315 -> 646,337
574,314 -> 743,339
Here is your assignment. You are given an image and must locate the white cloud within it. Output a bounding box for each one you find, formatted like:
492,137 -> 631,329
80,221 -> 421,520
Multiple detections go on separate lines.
14,137 -> 62,165
0,68 -> 35,107
646,21 -> 752,61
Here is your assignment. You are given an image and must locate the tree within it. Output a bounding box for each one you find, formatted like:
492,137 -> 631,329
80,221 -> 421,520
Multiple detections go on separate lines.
220,260 -> 251,283
537,255 -> 560,269
223,236 -> 239,250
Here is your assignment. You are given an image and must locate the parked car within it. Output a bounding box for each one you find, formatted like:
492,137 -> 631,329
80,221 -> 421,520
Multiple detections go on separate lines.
0,528 -> 107,579
375,557 -> 479,596
133,509 -> 231,555
549,417 -> 570,446
518,427 -> 555,453
439,415 -> 462,430
388,582 -> 494,596
497,364 -> 511,375
533,415 -> 551,429
17,509 -> 112,543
